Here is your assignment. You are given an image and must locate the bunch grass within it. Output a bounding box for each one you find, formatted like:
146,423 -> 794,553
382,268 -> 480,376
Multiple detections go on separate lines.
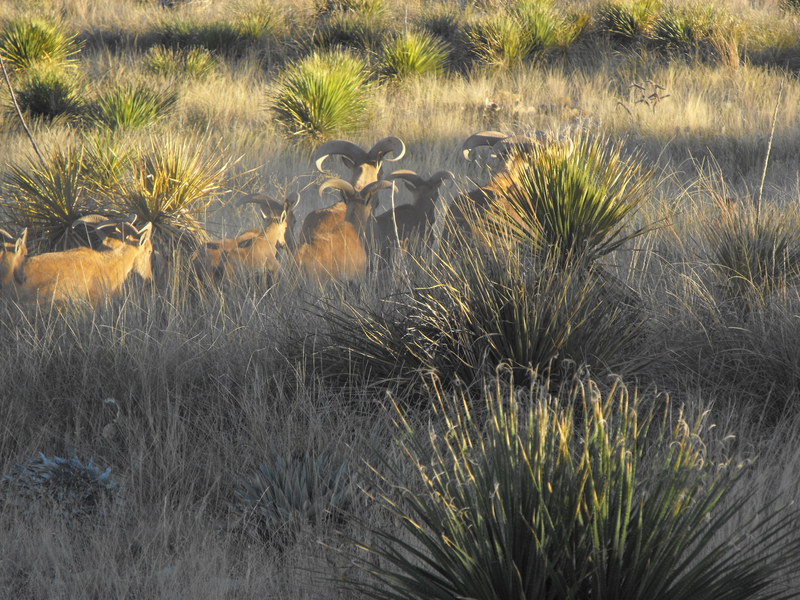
0,18 -> 82,73
90,83 -> 177,130
380,31 -> 448,81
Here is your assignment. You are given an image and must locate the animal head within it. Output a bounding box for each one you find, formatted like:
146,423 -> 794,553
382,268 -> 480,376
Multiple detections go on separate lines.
71,214 -> 138,250
116,221 -> 154,282
0,227 -> 28,285
314,137 -> 405,191
238,191 -> 301,239
385,170 -> 454,206
461,130 -> 548,171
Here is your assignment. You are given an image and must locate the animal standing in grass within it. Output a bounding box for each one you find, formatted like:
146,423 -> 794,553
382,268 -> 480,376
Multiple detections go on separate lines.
7,221 -> 154,307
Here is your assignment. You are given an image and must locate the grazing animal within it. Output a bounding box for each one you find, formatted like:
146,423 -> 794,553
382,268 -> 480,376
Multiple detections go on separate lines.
295,179 -> 392,283
10,221 -> 154,307
192,193 -> 300,281
0,228 -> 28,287
376,169 -> 454,252
313,137 -> 405,191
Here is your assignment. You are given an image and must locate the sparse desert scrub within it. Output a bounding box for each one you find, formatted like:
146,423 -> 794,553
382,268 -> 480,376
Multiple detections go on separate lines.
3,0 -> 800,597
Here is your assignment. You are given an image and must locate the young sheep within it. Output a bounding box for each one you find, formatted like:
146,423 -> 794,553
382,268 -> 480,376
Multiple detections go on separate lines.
10,222 -> 154,307
295,179 -> 392,284
192,192 -> 300,281
313,136 -> 405,191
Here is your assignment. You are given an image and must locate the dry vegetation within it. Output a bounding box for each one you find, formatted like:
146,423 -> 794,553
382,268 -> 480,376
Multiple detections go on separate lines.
2,0 -> 800,597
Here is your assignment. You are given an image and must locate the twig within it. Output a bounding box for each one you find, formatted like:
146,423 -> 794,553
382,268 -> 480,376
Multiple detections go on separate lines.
0,53 -> 46,165
757,81 -> 783,220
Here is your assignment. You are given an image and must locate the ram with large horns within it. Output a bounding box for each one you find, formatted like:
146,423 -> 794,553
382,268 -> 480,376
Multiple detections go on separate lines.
313,136 -> 405,192
295,179 -> 393,284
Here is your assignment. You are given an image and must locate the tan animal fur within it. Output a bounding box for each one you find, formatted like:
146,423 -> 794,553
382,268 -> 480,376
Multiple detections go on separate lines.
313,137 -> 405,191
295,179 -> 392,283
0,228 -> 28,288
10,222 -> 154,307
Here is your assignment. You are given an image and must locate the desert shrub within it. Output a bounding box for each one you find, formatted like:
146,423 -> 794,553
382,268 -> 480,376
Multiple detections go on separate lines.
494,132 -> 653,266
157,14 -> 277,57
236,451 -> 352,545
1,149 -> 96,251
595,1 -> 658,46
90,83 -> 177,130
10,62 -> 83,120
315,0 -> 386,18
108,136 -> 228,253
705,201 -> 800,303
466,1 -> 561,68
143,45 -> 217,79
649,5 -> 715,56
271,49 -> 371,143
351,371 -> 800,599
380,31 -> 448,81
2,454 -> 120,522
312,11 -> 387,52
320,230 -> 645,387
0,18 -> 82,72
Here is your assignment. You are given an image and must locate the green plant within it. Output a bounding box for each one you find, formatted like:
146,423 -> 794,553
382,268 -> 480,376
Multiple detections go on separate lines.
705,201 -> 800,302
380,31 -> 448,81
11,62 -> 83,120
271,50 -> 371,142
109,136 -> 229,253
351,372 -> 800,599
315,0 -> 387,18
466,2 -> 561,68
158,15 -> 277,57
144,45 -> 217,79
319,231 -> 644,387
312,11 -> 387,52
2,453 -> 120,521
236,451 -> 352,543
494,132 -> 653,265
0,18 -> 82,72
596,1 -> 658,45
650,6 -> 715,56
1,149 -> 96,251
90,83 -> 177,130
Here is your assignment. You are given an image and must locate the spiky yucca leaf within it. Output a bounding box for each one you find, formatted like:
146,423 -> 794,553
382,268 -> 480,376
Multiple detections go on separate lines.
144,45 -> 217,79
380,31 -> 448,81
596,1 -> 658,45
11,62 -> 83,120
90,83 -> 177,130
110,136 -> 228,253
0,18 -> 83,72
272,50 -> 371,142
351,372 -> 800,600
1,150 -> 97,251
495,132 -> 653,265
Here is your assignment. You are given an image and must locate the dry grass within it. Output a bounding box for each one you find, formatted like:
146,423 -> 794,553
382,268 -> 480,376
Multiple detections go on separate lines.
2,0 -> 800,597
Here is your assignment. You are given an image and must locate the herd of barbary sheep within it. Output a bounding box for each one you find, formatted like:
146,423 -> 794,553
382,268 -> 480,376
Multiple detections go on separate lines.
0,130 -> 548,307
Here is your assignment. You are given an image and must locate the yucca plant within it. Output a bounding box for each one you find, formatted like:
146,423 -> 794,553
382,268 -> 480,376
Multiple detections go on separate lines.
494,132 -> 653,266
380,31 -> 448,81
596,1 -> 658,45
350,372 -> 800,599
319,228 -> 644,387
0,18 -> 82,72
650,5 -> 714,56
705,201 -> 800,302
2,453 -> 120,521
236,451 -> 352,544
109,136 -> 229,253
90,83 -> 177,130
467,1 -> 561,68
1,149 -> 98,251
312,11 -> 387,52
11,62 -> 83,120
144,45 -> 217,79
316,0 -> 386,18
271,50 -> 371,143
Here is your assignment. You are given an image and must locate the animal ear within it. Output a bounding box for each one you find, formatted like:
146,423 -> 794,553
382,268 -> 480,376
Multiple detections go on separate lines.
237,237 -> 257,249
16,228 -> 28,253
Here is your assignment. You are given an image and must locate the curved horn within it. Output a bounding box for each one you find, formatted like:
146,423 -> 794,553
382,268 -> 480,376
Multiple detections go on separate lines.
313,140 -> 369,173
492,135 -> 539,159
284,191 -> 301,212
385,169 -> 425,189
368,136 -> 405,163
0,229 -> 15,244
361,179 -> 394,198
428,170 -> 455,186
238,193 -> 284,217
462,130 -> 509,160
319,178 -> 356,197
